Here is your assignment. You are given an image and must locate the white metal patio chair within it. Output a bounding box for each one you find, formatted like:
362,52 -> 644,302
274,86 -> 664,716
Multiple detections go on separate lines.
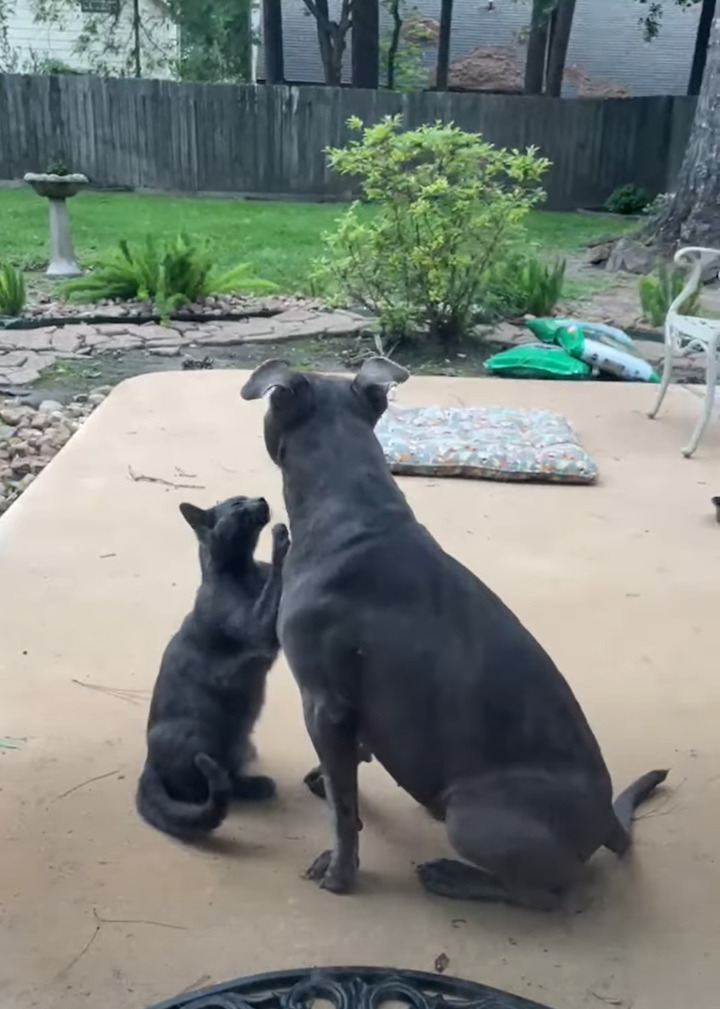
648,245 -> 720,457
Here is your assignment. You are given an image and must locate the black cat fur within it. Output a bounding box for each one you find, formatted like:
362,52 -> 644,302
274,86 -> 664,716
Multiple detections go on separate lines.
136,495 -> 289,840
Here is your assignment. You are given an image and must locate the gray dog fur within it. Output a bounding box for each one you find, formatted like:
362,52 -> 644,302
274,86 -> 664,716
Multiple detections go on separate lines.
241,358 -> 667,909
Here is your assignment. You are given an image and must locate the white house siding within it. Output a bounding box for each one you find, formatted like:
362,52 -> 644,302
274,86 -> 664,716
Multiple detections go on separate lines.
2,0 -> 179,77
261,0 -> 702,96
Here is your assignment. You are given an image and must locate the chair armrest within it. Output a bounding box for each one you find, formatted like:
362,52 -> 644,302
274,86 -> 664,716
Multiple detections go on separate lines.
674,246 -> 720,269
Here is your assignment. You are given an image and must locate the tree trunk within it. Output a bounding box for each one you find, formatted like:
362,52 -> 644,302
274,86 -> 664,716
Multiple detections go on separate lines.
352,0 -> 379,88
435,0 -> 453,91
131,0 -> 142,77
386,0 -> 402,89
644,12 -> 720,248
263,0 -> 284,83
545,0 -> 576,97
689,0 -> 716,95
524,0 -> 551,95
303,0 -> 351,86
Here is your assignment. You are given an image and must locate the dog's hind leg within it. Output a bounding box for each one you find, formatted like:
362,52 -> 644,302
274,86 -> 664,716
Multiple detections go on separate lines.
302,692 -> 361,894
418,777 -> 590,911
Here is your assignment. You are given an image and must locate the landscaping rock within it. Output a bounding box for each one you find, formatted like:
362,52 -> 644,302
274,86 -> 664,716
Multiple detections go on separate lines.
606,238 -> 657,275
51,328 -> 83,354
150,346 -> 181,357
15,328 -> 57,351
586,241 -> 616,266
0,386 -> 112,515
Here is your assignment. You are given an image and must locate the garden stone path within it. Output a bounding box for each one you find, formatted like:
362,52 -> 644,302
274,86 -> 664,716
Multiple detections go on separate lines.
0,307 -> 368,386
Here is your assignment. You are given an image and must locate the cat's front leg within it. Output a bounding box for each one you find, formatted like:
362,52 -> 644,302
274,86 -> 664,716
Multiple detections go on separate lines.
251,523 -> 290,644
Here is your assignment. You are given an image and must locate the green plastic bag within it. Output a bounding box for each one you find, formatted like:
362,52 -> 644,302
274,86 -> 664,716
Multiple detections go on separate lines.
524,317 -> 569,343
484,343 -> 590,380
525,318 -> 584,355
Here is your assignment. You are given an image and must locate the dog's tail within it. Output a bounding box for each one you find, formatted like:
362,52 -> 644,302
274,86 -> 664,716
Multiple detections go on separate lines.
135,753 -> 232,841
604,768 -> 669,856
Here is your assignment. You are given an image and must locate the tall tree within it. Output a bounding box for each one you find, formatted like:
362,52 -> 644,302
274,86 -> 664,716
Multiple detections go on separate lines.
435,0 -> 453,90
636,0 -> 714,94
643,10 -> 720,246
385,0 -> 403,89
545,0 -> 576,96
689,0 -> 716,92
263,0 -> 284,83
302,0 -> 352,86
352,0 -> 379,88
523,0 -> 553,94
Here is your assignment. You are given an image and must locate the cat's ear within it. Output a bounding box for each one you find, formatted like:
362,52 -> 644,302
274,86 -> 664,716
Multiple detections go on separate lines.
179,502 -> 211,531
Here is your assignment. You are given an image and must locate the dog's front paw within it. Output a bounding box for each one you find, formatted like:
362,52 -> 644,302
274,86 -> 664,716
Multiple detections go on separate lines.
271,523 -> 290,566
303,765 -> 326,799
304,850 -> 356,894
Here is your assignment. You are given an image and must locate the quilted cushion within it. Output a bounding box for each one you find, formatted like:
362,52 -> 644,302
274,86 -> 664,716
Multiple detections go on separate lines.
375,405 -> 598,484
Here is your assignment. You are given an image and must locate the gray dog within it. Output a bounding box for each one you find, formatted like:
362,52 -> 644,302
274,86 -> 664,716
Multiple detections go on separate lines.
241,358 -> 667,910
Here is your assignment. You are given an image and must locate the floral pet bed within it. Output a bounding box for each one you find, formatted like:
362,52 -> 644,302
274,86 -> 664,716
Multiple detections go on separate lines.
375,405 -> 598,484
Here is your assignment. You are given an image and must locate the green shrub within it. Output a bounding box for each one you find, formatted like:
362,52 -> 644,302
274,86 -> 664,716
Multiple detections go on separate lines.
604,184 -> 651,216
0,262 -> 26,317
61,234 -> 276,316
639,263 -> 701,328
482,252 -> 566,319
315,116 -> 550,343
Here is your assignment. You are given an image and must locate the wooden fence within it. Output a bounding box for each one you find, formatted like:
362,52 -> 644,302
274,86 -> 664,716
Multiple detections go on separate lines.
0,75 -> 695,210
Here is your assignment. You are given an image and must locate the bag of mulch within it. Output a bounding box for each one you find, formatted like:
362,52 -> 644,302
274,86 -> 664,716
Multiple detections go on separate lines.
524,317 -> 659,383
484,343 -> 590,380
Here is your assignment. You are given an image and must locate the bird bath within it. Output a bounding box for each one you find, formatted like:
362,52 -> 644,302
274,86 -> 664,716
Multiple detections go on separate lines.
23,172 -> 89,278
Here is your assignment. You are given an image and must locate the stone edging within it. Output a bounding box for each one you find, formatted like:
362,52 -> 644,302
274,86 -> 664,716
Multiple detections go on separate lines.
0,308 -> 369,387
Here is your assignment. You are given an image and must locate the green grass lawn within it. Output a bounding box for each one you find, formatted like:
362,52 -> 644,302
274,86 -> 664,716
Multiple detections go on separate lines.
0,187 -> 635,294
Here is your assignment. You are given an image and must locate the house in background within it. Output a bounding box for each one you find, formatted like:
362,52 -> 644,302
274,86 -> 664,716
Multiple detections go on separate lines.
0,0 -> 179,76
259,0 -> 702,97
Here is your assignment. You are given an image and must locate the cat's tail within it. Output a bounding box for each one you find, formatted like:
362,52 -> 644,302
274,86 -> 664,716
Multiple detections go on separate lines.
135,753 -> 232,841
604,768 -> 669,856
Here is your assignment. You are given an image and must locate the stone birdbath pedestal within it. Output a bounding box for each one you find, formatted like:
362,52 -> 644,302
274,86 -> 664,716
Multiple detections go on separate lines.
23,172 -> 89,278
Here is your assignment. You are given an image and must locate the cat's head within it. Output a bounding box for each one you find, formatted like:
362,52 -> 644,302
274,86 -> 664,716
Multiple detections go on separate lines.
179,495 -> 270,573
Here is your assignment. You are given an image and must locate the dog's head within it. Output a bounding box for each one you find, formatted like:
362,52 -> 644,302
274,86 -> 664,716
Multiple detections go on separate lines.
179,495 -> 270,573
240,357 -> 409,465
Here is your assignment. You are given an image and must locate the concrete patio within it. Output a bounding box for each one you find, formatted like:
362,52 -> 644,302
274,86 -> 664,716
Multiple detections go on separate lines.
0,372 -> 718,1009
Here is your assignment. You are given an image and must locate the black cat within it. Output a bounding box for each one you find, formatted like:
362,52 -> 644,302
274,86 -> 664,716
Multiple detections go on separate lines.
136,495 -> 290,841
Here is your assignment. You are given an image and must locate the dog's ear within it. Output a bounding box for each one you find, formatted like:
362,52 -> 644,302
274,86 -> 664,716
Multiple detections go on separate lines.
353,357 -> 409,420
353,357 -> 409,393
241,360 -> 295,401
179,502 -> 211,531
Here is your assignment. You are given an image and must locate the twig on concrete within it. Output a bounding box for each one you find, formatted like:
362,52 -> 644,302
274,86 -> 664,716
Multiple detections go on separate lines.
127,465 -> 204,490
178,974 -> 212,995
71,678 -> 149,705
53,768 -> 121,803
56,923 -> 101,977
93,907 -> 187,930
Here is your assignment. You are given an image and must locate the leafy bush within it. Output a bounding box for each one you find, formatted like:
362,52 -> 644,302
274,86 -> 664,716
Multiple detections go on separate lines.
643,191 -> 674,221
315,116 -> 550,343
482,252 -> 566,319
0,262 -> 26,317
604,184 -> 651,216
639,263 -> 701,328
36,59 -> 81,75
61,234 -> 276,316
